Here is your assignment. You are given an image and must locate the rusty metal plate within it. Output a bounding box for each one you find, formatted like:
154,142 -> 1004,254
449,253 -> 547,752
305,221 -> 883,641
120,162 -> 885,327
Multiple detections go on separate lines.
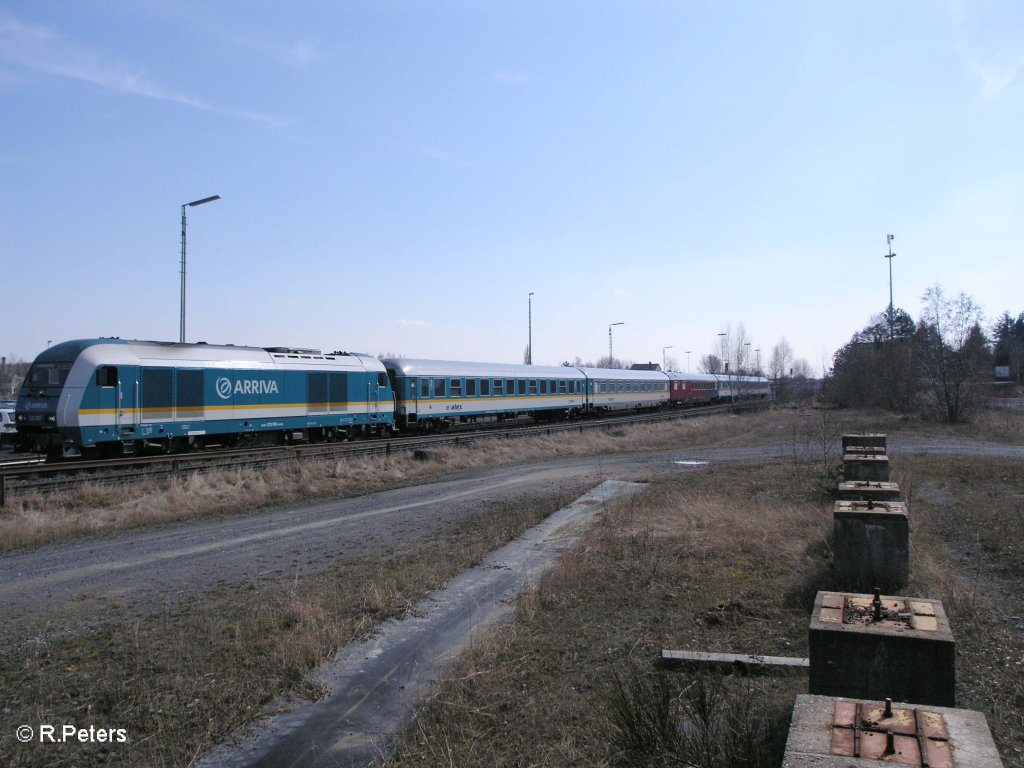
830,702 -> 953,767
819,593 -> 845,623
859,731 -> 920,764
822,594 -> 942,632
862,704 -> 917,735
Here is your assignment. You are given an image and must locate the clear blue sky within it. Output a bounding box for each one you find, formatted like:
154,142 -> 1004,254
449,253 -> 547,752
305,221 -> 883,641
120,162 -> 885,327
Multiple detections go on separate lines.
2,1 -> 1022,373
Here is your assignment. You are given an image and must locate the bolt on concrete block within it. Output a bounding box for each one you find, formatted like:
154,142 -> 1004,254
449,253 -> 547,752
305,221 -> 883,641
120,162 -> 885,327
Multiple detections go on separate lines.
783,694 -> 1003,767
809,591 -> 955,707
837,481 -> 901,503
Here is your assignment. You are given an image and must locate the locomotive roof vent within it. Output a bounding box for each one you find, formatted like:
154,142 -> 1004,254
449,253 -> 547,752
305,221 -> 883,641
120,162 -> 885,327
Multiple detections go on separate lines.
264,347 -> 322,355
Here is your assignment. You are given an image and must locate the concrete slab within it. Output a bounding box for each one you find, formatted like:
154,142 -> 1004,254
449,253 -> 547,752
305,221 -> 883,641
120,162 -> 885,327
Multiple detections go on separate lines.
837,481 -> 901,502
198,479 -> 647,768
809,591 -> 955,707
783,694 -> 1003,767
843,453 -> 891,482
833,501 -> 909,592
842,434 -> 888,452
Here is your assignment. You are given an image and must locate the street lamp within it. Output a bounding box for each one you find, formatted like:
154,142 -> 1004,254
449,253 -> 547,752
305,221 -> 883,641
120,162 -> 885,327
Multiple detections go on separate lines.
743,342 -> 751,373
754,347 -> 761,376
527,292 -> 534,365
885,234 -> 896,340
180,195 -> 221,343
608,322 -> 624,365
685,350 -> 691,373
718,332 -> 732,403
662,345 -> 673,371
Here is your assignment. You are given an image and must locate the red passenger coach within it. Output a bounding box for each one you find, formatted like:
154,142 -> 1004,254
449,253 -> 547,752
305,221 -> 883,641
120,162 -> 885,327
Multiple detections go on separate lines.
667,372 -> 719,406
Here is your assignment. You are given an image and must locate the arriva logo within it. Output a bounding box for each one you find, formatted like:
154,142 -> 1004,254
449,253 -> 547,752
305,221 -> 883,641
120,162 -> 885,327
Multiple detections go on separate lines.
215,377 -> 279,399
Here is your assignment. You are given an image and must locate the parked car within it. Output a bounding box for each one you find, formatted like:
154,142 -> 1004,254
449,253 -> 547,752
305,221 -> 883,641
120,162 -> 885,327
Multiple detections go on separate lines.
0,407 -> 16,448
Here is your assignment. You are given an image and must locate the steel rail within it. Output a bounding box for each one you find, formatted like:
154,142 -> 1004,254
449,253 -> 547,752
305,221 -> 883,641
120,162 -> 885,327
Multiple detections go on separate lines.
0,402 -> 767,503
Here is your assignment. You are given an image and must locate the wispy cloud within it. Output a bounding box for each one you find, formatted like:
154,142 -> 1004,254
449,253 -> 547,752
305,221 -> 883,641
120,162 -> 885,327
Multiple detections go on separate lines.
613,288 -> 631,298
0,12 -> 282,125
396,319 -> 434,329
970,59 -> 1023,104
221,33 -> 319,68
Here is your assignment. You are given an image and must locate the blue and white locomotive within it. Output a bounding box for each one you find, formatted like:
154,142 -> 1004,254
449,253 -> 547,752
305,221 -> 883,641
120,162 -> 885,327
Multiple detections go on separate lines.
15,339 -> 394,458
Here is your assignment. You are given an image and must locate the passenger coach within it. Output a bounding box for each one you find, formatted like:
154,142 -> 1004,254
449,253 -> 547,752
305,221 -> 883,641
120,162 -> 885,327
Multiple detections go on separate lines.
666,371 -> 719,406
16,339 -> 394,457
578,367 -> 670,412
383,358 -> 587,430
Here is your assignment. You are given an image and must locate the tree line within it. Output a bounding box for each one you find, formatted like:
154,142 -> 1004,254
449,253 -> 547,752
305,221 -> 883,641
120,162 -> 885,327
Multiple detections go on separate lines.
825,284 -> 1017,422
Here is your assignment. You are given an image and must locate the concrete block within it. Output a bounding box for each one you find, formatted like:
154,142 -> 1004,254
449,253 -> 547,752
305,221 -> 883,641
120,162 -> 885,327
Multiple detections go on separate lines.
842,433 -> 887,452
837,481 -> 901,503
783,694 -> 1004,767
809,591 -> 955,707
833,501 -> 909,593
844,453 -> 891,482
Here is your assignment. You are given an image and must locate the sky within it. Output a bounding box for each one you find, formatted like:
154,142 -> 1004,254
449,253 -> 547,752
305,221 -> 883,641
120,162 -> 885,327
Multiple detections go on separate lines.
2,1 -> 1023,375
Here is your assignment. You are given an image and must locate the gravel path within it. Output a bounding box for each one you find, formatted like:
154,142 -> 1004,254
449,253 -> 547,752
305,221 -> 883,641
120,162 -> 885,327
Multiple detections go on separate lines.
3,437 -> 1021,635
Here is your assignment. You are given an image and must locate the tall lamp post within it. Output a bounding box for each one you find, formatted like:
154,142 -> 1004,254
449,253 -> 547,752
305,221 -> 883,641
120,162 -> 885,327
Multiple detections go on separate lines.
527,292 -> 534,364
180,195 -> 221,343
685,350 -> 691,373
718,332 -> 732,402
885,233 -> 896,340
754,347 -> 761,376
608,322 -> 624,365
662,345 -> 673,371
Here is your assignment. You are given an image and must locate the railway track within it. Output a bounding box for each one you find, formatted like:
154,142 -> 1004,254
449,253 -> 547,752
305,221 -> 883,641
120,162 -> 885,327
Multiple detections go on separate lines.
0,402 -> 764,504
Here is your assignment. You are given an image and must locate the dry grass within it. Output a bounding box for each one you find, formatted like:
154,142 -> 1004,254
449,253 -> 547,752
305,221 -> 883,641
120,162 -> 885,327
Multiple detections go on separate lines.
894,453 -> 1024,761
5,406 -> 1021,553
387,461 -> 832,767
388,451 -> 1024,767
0,493 -> 572,768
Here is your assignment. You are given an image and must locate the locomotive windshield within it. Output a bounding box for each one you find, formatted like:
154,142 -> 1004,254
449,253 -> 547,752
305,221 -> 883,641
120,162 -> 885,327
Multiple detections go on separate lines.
26,362 -> 72,388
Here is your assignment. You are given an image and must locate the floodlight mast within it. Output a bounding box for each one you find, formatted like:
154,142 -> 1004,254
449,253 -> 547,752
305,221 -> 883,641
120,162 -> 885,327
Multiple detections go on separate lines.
527,292 -> 534,364
608,322 -> 624,364
180,195 -> 221,343
885,234 -> 896,340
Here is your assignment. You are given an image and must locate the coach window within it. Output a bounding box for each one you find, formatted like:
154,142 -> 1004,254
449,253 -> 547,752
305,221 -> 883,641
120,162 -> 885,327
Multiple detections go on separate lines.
450,378 -> 462,397
420,378 -> 431,398
96,366 -> 118,387
539,380 -> 547,395
518,379 -> 526,396
529,380 -> 538,395
480,379 -> 489,396
493,379 -> 503,396
467,379 -> 477,396
506,379 -> 516,396
434,378 -> 446,397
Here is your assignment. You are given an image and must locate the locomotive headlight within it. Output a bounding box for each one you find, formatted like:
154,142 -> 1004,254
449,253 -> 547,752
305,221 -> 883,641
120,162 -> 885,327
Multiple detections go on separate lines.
15,413 -> 26,423
45,414 -> 57,424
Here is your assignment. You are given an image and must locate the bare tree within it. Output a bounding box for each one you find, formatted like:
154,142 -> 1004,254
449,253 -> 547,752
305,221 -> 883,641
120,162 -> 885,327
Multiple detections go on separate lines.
699,354 -> 724,374
917,284 -> 990,422
768,339 -> 793,380
733,322 -> 752,374
792,359 -> 813,378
